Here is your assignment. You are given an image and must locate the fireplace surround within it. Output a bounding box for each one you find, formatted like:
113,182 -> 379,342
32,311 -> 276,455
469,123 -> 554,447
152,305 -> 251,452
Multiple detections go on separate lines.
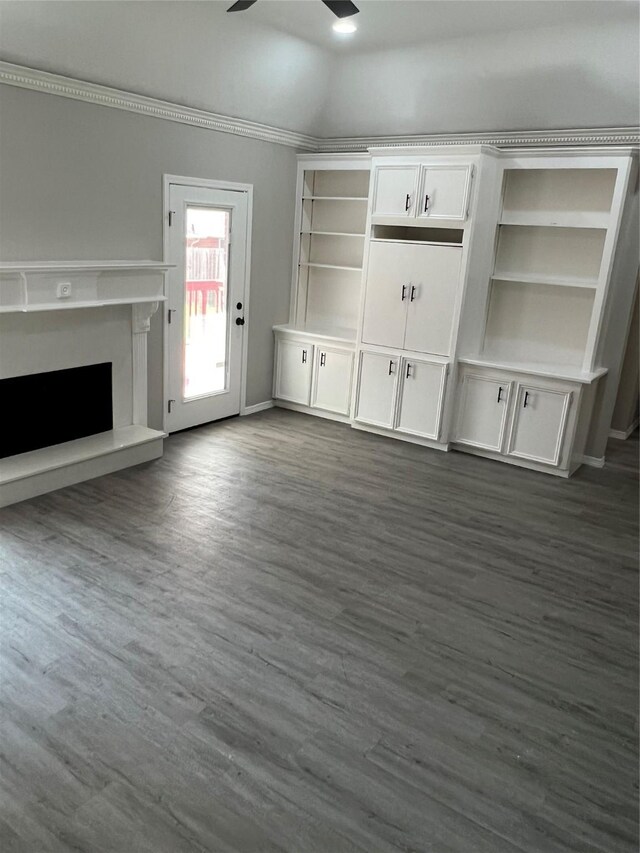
0,261 -> 172,506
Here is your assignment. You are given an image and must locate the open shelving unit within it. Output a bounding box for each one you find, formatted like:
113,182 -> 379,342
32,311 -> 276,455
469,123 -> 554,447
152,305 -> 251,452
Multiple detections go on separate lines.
293,165 -> 370,339
478,162 -> 623,378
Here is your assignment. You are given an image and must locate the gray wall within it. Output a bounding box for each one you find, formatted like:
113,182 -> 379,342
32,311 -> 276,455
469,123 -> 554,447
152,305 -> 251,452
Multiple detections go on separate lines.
0,85 -> 297,423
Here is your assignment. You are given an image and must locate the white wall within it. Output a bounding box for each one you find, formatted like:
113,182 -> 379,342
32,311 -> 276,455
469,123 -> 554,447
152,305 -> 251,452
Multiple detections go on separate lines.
0,0 -> 330,135
320,19 -> 640,137
0,85 -> 297,424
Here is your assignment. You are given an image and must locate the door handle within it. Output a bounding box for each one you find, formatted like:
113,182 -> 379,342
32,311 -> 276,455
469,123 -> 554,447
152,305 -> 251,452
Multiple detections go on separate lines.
235,317 -> 245,326
320,352 -> 326,367
167,308 -> 176,324
410,285 -> 417,302
523,391 -> 530,408
401,285 -> 407,301
302,349 -> 307,364
405,362 -> 412,379
424,194 -> 430,213
405,193 -> 411,212
388,359 -> 395,375
497,386 -> 503,403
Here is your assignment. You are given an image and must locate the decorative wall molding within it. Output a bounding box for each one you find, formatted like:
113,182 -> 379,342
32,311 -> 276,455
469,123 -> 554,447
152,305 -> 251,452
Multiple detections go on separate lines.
1,60 -> 639,152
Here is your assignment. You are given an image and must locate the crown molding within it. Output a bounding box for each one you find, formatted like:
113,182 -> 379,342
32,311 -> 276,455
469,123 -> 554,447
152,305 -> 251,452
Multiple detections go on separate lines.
1,60 -> 638,153
0,61 -> 318,151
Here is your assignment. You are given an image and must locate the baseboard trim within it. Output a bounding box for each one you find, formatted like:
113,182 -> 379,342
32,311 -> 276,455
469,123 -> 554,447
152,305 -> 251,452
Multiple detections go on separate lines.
241,400 -> 274,416
580,454 -> 606,469
609,418 -> 639,440
1,61 -> 638,152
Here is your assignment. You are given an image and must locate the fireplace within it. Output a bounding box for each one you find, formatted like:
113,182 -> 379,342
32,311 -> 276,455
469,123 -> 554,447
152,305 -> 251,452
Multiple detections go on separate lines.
0,260 -> 172,506
1,363 -> 114,459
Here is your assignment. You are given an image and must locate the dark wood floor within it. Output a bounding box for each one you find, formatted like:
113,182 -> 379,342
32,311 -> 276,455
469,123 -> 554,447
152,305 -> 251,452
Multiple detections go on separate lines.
1,410 -> 638,853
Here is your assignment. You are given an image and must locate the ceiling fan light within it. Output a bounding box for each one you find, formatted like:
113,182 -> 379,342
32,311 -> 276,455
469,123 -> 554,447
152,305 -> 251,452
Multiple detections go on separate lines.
332,18 -> 357,34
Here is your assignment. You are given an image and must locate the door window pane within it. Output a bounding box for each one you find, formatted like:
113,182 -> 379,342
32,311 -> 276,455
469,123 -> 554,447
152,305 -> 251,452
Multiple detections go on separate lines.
183,207 -> 230,400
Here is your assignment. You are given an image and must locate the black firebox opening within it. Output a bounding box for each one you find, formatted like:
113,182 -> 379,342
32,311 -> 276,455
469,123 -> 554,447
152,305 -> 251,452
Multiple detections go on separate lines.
1,362 -> 113,459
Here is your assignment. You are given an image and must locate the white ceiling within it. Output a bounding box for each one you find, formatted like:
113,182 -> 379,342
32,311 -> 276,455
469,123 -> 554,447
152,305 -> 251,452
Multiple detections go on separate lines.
241,0 -> 639,53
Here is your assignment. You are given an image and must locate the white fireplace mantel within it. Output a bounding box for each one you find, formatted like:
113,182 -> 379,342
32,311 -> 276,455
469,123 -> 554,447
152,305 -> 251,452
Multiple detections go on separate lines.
0,261 -> 175,507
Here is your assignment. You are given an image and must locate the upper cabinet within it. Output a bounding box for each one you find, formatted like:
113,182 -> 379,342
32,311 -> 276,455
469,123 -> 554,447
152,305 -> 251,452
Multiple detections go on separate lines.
371,163 -> 473,221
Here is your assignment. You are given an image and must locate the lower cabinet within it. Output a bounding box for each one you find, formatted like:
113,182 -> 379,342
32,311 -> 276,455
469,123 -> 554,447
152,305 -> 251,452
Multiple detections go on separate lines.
454,366 -> 576,470
354,349 -> 448,440
274,333 -> 354,418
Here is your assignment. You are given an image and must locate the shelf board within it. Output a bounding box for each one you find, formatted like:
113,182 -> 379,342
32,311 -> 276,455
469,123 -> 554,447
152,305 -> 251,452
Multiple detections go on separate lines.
0,261 -> 174,273
273,323 -> 356,345
299,262 -> 362,272
491,273 -> 598,289
0,425 -> 166,486
458,357 -> 607,385
499,211 -> 610,229
302,196 -> 368,202
300,231 -> 365,238
0,295 -> 168,314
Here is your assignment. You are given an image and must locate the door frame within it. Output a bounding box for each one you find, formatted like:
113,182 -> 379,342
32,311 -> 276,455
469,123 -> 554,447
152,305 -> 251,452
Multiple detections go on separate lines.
162,174 -> 253,432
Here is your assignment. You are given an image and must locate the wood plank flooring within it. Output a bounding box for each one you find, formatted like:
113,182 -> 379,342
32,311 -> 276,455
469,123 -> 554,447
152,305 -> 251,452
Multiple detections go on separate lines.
1,409 -> 638,853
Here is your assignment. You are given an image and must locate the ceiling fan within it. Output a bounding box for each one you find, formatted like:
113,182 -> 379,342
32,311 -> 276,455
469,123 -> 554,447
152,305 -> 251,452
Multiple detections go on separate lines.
227,0 -> 359,19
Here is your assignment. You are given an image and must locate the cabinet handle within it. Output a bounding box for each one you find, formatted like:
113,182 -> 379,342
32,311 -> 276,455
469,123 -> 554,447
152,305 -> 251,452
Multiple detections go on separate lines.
401,284 -> 407,301
497,386 -> 503,403
405,193 -> 411,212
410,285 -> 417,302
405,362 -> 413,379
424,194 -> 430,213
302,349 -> 307,364
388,359 -> 395,375
320,352 -> 326,367
523,391 -> 530,408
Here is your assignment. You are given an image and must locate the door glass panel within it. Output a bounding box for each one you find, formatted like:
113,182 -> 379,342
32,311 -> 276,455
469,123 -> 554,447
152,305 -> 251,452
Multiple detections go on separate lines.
183,206 -> 230,400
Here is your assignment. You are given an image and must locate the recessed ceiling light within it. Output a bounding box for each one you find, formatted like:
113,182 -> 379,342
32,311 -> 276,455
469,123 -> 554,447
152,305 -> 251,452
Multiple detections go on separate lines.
332,18 -> 357,34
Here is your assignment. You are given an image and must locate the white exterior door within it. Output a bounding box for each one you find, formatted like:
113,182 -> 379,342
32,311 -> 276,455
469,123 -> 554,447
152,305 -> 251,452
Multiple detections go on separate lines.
396,359 -> 447,440
508,384 -> 572,466
354,351 -> 399,428
403,245 -> 462,355
371,166 -> 420,216
311,347 -> 353,415
166,183 -> 249,432
418,166 -> 472,220
455,373 -> 511,452
274,339 -> 312,405
361,241 -> 409,349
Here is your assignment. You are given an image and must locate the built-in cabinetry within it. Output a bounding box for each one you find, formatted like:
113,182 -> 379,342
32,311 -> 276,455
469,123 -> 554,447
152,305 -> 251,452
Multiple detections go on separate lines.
273,155 -> 369,420
274,146 -> 637,477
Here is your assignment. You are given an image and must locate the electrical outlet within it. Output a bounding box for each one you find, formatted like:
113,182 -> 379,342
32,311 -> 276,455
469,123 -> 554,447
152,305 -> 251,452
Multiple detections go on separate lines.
56,282 -> 72,298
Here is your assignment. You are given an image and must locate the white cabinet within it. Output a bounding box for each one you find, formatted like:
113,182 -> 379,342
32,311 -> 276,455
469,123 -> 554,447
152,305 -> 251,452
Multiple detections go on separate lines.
371,166 -> 420,217
396,359 -> 448,440
355,350 -> 448,440
454,366 -> 577,470
418,166 -> 473,220
354,351 -> 399,428
507,384 -> 572,466
274,339 -> 312,405
454,373 -> 511,452
311,346 -> 354,416
371,163 -> 472,221
362,241 -> 462,356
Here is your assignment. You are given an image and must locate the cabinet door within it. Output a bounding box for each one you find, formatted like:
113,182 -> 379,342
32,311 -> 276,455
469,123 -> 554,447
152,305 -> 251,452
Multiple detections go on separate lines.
507,385 -> 572,466
354,351 -> 399,428
396,359 -> 448,440
362,241 -> 409,349
311,347 -> 354,416
371,166 -> 420,217
403,245 -> 462,356
274,339 -> 313,405
418,166 -> 472,220
454,373 -> 511,452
